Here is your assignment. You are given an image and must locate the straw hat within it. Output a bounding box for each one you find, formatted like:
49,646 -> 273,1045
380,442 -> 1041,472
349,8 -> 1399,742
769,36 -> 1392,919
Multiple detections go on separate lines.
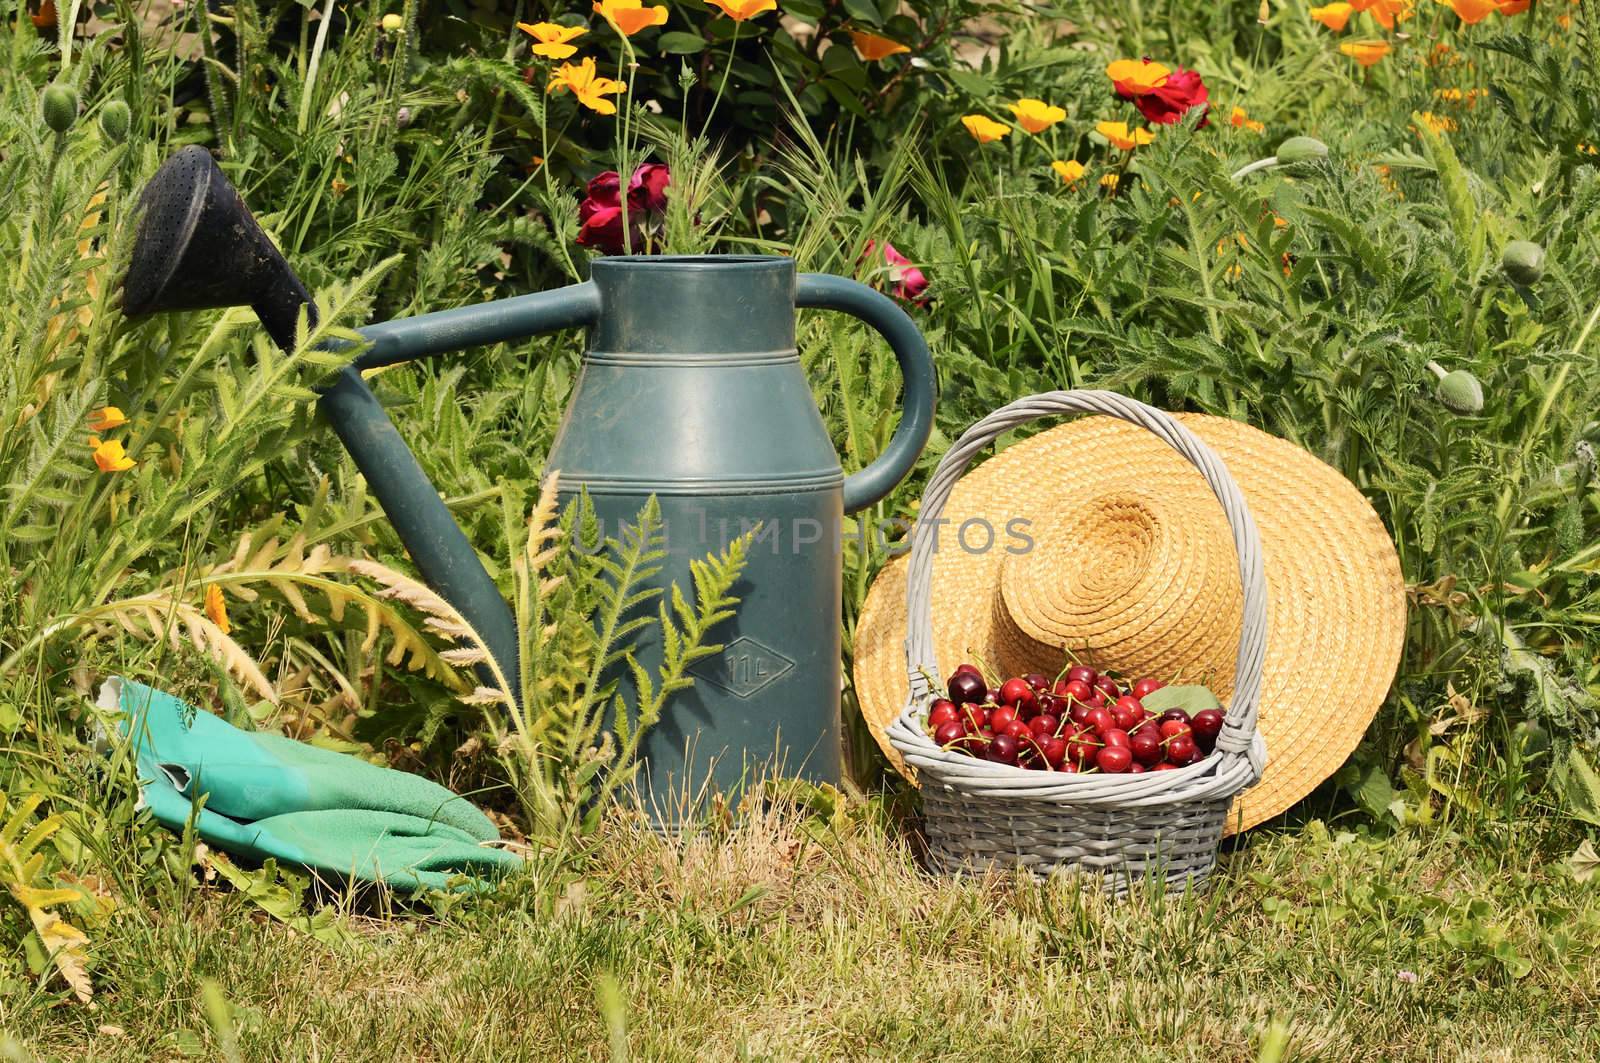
854,413 -> 1406,833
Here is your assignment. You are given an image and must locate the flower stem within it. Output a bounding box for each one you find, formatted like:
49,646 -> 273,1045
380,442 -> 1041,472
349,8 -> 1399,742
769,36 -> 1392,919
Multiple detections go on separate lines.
1229,155 -> 1279,181
701,22 -> 741,134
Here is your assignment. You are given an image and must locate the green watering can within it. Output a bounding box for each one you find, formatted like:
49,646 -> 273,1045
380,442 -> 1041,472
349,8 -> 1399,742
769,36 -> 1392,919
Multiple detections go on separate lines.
120,147 -> 936,819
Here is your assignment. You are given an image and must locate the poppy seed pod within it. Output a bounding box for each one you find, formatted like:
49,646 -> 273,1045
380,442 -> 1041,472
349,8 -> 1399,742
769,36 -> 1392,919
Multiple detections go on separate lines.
1275,136 -> 1328,164
42,83 -> 79,133
1501,240 -> 1545,286
99,100 -> 131,143
1437,369 -> 1484,415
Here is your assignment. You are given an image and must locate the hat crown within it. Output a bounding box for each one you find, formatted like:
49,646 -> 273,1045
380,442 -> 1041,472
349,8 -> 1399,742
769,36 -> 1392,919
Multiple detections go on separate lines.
998,487 -> 1243,694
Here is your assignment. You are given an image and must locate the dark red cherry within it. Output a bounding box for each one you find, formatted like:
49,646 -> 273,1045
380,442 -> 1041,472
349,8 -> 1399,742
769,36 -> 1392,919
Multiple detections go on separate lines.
947,671 -> 987,705
1066,665 -> 1098,686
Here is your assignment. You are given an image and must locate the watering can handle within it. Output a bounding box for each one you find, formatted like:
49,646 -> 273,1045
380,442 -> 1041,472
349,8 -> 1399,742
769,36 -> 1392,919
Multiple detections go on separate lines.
795,274 -> 937,514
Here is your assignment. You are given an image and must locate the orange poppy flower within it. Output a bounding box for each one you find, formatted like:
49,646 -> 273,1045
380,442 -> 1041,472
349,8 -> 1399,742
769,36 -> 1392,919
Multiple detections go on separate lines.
961,115 -> 1011,143
1052,160 -> 1086,185
850,31 -> 910,61
547,57 -> 627,114
1008,99 -> 1066,134
1442,0 -> 1497,22
1340,40 -> 1390,67
517,22 -> 587,60
1309,3 -> 1354,29
593,0 -> 668,36
1095,120 -> 1155,150
705,0 -> 777,19
91,437 -> 135,473
1105,58 -> 1171,96
204,585 -> 231,634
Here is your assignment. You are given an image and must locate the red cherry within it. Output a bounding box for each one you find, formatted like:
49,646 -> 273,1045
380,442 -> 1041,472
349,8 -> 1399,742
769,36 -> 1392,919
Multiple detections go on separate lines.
1113,695 -> 1144,716
1128,762 -> 1147,773
1132,677 -> 1164,699
953,663 -> 982,677
1069,702 -> 1094,727
1129,731 -> 1163,765
987,688 -> 1002,704
1110,707 -> 1139,731
1167,735 -> 1198,765
1061,760 -> 1080,773
1096,745 -> 1133,773
1159,720 -> 1192,741
1029,714 -> 1060,738
1037,692 -> 1066,716
960,704 -> 988,730
1041,737 -> 1067,767
1062,679 -> 1093,704
1153,762 -> 1181,771
1159,708 -> 1192,726
1066,735 -> 1099,766
1086,707 -> 1114,734
947,671 -> 987,704
987,734 -> 1020,765
1101,728 -> 1131,749
989,705 -> 1018,732
1085,689 -> 1108,709
1094,676 -> 1121,700
927,700 -> 961,728
1066,665 -> 1098,687
1023,672 -> 1050,691
1003,719 -> 1031,741
1191,709 -> 1225,741
933,720 -> 965,747
1000,678 -> 1035,708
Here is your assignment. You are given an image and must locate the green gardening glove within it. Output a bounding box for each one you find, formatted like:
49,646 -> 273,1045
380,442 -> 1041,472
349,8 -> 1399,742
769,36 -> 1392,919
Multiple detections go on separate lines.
109,678 -> 522,892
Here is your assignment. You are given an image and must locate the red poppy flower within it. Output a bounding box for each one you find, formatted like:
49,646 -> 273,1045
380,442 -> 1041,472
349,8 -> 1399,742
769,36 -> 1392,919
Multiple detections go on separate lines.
576,164 -> 672,254
1129,67 -> 1210,127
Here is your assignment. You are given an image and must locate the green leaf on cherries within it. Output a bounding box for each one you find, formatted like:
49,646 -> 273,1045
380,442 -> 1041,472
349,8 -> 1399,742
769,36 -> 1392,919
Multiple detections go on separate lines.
1138,684 -> 1222,714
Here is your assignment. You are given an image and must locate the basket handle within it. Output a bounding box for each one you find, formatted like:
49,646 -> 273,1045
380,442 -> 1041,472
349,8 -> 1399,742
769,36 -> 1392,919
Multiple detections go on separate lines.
903,391 -> 1267,764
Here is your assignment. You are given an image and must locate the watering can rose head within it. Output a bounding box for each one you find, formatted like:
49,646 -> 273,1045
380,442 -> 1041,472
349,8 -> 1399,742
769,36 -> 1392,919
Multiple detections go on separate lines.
577,163 -> 671,255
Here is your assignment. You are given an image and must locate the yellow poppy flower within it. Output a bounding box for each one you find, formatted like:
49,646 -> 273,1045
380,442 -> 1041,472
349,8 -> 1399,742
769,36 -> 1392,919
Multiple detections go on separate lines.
1309,3 -> 1353,29
204,584 -> 231,635
850,30 -> 910,61
961,115 -> 1011,143
91,437 -> 135,473
517,21 -> 587,60
1009,99 -> 1067,134
1100,173 -> 1120,190
88,406 -> 128,432
1340,40 -> 1390,67
1442,0 -> 1497,22
1052,160 -> 1086,185
705,0 -> 777,19
593,0 -> 668,37
1095,120 -> 1155,150
1105,58 -> 1171,94
547,57 -> 628,115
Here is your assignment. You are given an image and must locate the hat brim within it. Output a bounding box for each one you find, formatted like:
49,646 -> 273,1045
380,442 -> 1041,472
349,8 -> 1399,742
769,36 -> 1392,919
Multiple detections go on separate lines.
853,414 -> 1406,833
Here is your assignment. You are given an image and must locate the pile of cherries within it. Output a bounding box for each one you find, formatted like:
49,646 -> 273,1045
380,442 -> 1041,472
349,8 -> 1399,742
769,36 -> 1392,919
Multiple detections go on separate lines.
925,664 -> 1225,773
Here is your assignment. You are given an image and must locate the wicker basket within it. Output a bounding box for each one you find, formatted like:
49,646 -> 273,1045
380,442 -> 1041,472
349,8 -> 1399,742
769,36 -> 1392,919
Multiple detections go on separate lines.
887,391 -> 1269,894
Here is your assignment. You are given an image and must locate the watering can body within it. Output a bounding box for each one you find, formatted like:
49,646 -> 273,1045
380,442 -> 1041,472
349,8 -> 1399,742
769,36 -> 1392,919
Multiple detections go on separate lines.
546,257 -> 935,812
326,256 -> 935,818
117,153 -> 933,825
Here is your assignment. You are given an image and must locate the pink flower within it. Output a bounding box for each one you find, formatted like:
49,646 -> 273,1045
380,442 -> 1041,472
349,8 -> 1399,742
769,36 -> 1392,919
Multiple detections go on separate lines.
863,240 -> 929,305
576,163 -> 672,254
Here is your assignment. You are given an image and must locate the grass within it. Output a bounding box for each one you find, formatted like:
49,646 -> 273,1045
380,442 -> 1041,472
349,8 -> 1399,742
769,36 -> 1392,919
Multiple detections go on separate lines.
4,2 -> 1600,1059
3,803 -> 1597,1061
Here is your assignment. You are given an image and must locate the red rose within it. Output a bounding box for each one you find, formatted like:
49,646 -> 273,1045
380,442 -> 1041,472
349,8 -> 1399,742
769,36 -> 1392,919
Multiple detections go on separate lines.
1130,67 -> 1210,127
